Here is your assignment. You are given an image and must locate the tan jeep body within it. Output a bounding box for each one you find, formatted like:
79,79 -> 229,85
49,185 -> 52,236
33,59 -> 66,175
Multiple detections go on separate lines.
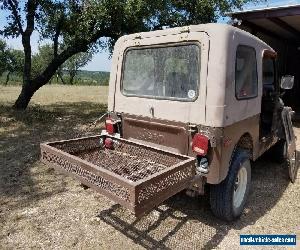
108,23 -> 276,185
41,23 -> 297,220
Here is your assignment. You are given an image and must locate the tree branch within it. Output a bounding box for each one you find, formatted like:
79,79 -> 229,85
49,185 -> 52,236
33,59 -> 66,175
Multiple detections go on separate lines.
24,0 -> 38,36
53,16 -> 63,57
33,43 -> 88,89
7,0 -> 24,34
21,0 -> 38,83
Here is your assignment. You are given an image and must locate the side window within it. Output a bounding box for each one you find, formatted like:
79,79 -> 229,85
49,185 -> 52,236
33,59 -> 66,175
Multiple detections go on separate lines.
235,45 -> 258,100
262,57 -> 275,95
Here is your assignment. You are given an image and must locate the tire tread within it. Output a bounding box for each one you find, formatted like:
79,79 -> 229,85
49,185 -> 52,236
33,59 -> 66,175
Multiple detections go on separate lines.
210,148 -> 250,221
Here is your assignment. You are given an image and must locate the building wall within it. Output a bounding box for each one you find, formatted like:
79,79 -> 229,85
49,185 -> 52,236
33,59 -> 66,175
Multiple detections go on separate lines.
239,25 -> 300,110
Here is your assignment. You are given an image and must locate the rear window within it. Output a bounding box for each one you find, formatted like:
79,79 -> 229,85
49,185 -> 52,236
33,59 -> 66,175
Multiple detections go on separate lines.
122,44 -> 200,101
235,45 -> 258,100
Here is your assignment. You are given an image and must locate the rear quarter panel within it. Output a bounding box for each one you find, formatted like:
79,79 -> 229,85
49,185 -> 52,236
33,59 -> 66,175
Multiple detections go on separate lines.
206,31 -> 272,184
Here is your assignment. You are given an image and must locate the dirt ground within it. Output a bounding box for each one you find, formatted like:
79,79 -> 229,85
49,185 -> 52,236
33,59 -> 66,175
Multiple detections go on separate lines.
0,85 -> 299,249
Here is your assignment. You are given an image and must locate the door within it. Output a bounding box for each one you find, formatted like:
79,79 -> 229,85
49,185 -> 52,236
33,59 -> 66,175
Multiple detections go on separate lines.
260,51 -> 277,138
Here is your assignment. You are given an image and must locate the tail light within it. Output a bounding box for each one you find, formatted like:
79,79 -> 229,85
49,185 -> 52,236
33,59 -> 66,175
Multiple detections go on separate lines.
104,137 -> 114,149
192,133 -> 209,156
105,117 -> 116,134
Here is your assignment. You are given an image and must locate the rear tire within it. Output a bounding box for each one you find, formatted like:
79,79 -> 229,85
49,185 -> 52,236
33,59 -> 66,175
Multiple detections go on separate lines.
288,150 -> 298,183
210,149 -> 251,221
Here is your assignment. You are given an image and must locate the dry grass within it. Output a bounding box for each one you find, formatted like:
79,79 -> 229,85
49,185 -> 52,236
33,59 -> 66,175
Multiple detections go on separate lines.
0,85 -> 108,105
0,85 -> 299,249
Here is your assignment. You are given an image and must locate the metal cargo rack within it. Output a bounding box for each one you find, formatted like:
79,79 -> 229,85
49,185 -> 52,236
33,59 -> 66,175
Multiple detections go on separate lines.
40,135 -> 196,216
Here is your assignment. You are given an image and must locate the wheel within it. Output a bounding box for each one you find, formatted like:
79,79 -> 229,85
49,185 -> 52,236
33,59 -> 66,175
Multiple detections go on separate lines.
270,140 -> 298,183
288,150 -> 298,183
210,149 -> 251,221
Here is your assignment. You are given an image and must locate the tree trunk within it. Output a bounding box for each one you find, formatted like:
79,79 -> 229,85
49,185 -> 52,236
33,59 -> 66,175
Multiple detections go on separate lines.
13,43 -> 89,109
16,30 -> 34,110
5,71 -> 11,86
13,80 -> 36,110
12,0 -> 38,110
69,71 -> 76,85
58,71 -> 67,85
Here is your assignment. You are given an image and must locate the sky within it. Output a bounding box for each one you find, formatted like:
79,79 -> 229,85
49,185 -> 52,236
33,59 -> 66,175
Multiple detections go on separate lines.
1,0 -> 300,72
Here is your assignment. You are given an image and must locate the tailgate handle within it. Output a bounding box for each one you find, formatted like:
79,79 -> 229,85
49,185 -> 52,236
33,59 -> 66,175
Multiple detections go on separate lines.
149,106 -> 154,117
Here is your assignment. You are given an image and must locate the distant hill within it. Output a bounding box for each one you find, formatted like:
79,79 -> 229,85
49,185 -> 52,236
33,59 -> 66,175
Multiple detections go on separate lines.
0,70 -> 110,86
66,70 -> 110,86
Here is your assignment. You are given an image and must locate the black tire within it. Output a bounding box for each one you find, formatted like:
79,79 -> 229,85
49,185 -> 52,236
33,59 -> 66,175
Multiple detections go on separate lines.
288,150 -> 298,183
210,149 -> 251,221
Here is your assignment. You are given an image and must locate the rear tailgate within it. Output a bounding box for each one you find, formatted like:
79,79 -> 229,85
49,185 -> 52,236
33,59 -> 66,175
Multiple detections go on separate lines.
40,135 -> 195,216
122,114 -> 190,154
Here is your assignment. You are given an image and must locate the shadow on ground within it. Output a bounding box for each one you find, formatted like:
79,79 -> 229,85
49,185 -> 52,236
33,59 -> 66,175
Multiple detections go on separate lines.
97,152 -> 292,249
0,102 -> 107,212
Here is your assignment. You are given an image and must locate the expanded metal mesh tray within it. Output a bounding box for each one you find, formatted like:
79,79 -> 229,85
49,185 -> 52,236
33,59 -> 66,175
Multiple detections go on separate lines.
40,135 -> 195,216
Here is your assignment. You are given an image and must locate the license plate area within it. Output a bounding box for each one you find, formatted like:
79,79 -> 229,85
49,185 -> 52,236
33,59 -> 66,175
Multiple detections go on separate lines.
40,135 -> 195,216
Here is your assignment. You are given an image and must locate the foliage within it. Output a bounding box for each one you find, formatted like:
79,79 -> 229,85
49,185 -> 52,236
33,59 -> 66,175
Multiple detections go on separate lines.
0,41 -> 105,86
0,39 -> 24,84
32,44 -> 54,77
74,70 -> 109,86
0,70 -> 109,86
0,39 -> 11,76
8,49 -> 24,75
0,0 -> 263,109
62,52 -> 93,85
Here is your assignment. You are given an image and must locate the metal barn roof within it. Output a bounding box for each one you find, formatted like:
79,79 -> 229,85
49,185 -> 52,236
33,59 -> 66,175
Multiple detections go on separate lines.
228,4 -> 300,42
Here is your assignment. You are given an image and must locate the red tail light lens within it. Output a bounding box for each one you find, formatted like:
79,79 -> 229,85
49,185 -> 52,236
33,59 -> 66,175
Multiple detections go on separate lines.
192,133 -> 209,156
105,118 -> 116,134
104,137 -> 114,149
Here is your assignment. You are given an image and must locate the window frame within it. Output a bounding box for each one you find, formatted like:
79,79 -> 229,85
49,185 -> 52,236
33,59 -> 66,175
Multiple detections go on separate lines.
120,42 -> 201,102
235,45 -> 258,101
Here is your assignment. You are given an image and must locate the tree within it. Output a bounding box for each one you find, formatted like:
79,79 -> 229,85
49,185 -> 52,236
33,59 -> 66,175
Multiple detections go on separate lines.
0,0 -> 262,109
32,44 -> 54,77
0,39 -> 10,77
0,39 -> 24,85
63,52 -> 92,85
5,49 -> 24,85
31,44 -> 65,84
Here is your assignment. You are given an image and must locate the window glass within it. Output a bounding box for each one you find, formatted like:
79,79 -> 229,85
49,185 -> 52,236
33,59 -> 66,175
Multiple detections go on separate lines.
263,57 -> 275,95
122,44 -> 200,100
263,58 -> 275,85
235,45 -> 258,99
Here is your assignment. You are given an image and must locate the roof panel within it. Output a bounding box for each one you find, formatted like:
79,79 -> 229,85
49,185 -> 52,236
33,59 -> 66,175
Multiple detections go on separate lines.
249,19 -> 295,39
